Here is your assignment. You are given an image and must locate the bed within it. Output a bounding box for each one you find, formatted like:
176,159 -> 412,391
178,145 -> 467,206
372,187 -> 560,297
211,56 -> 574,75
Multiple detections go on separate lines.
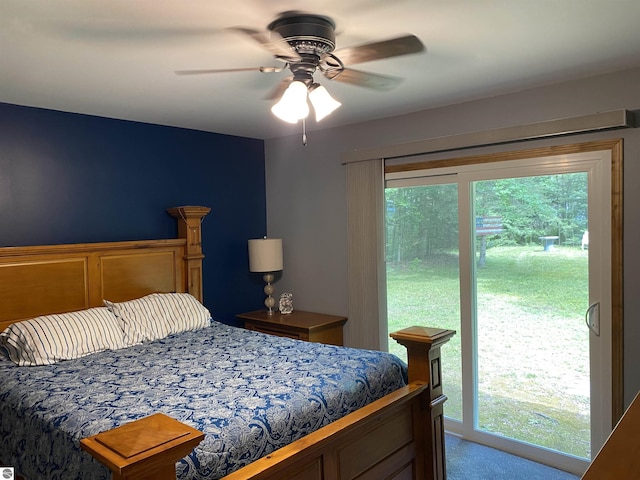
0,206 -> 453,480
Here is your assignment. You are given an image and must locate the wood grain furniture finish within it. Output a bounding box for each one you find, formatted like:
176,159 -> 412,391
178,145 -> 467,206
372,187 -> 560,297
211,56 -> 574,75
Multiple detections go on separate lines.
237,309 -> 347,345
222,327 -> 455,480
167,206 -> 210,301
0,207 -> 454,480
81,413 -> 205,480
222,381 -> 431,480
391,326 -> 457,480
582,391 -> 640,479
0,206 -> 210,333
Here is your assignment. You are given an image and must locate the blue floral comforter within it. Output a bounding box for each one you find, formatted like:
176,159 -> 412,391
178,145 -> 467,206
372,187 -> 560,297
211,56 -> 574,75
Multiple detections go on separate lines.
0,321 -> 407,479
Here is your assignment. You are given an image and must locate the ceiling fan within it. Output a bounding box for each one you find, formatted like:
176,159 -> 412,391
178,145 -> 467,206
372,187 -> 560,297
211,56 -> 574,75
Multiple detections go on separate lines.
176,11 -> 425,124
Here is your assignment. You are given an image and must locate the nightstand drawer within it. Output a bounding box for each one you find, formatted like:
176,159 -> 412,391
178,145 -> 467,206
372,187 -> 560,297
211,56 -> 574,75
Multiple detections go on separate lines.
245,322 -> 308,341
237,310 -> 347,346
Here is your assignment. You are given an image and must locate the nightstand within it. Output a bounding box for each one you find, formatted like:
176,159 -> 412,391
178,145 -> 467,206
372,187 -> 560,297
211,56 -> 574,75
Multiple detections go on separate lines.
236,310 -> 347,346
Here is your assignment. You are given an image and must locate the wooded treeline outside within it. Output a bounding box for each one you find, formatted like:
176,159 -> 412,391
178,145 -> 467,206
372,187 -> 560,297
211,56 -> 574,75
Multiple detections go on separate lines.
385,174 -> 588,264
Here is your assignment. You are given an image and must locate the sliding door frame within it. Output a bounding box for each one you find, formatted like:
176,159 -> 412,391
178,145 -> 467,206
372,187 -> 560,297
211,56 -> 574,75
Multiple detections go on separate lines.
384,139 -> 624,426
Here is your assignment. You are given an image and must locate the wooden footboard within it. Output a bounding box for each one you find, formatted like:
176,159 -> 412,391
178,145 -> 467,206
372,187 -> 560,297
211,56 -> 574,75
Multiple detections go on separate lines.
77,327 -> 454,480
222,382 -> 431,480
222,327 -> 455,480
78,326 -> 454,480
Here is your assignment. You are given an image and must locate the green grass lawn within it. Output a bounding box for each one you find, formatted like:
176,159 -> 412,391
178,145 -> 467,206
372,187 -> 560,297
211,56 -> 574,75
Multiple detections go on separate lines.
387,245 -> 590,458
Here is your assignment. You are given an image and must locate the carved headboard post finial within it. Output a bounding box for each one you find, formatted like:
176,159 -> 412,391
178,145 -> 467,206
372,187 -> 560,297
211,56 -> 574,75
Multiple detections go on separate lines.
167,206 -> 211,302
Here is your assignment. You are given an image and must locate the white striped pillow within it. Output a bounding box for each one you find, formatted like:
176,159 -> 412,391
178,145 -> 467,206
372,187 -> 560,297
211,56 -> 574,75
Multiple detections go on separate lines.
0,307 -> 127,366
104,293 -> 211,345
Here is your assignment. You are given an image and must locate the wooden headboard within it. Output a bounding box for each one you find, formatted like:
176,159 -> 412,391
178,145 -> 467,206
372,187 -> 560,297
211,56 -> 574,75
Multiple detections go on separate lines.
0,206 -> 210,331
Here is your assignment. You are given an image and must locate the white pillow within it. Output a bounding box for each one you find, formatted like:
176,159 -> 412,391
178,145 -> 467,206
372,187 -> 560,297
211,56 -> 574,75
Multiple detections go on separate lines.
104,293 -> 211,345
0,307 -> 127,366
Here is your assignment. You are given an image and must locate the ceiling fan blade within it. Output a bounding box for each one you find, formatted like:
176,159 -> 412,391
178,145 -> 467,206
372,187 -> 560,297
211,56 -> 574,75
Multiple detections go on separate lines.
176,66 -> 284,75
264,77 -> 293,100
332,34 -> 424,66
229,27 -> 302,62
324,68 -> 403,91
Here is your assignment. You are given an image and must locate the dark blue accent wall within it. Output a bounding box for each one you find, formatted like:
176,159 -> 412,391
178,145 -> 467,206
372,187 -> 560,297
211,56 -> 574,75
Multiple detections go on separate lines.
0,102 -> 267,325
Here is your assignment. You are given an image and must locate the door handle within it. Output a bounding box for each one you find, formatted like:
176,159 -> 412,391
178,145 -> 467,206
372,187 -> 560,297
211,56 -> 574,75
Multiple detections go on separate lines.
585,302 -> 600,336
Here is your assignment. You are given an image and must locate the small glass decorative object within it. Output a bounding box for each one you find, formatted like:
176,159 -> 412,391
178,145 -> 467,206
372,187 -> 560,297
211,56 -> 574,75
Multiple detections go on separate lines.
279,293 -> 294,314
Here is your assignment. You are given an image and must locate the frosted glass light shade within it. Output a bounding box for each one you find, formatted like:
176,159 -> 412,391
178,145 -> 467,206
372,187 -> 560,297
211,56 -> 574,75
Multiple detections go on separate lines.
308,85 -> 341,121
271,81 -> 310,124
248,238 -> 283,272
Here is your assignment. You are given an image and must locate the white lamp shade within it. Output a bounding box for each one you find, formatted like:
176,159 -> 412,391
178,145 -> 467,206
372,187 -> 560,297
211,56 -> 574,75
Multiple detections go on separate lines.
271,81 -> 310,124
308,85 -> 341,121
248,238 -> 283,272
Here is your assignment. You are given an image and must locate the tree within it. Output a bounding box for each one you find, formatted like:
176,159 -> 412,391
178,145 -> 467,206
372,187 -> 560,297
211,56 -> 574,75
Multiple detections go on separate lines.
386,184 -> 458,265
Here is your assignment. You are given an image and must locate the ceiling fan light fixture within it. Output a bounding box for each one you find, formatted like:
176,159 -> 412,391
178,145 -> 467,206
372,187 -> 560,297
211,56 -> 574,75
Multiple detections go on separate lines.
308,84 -> 341,121
271,80 -> 309,124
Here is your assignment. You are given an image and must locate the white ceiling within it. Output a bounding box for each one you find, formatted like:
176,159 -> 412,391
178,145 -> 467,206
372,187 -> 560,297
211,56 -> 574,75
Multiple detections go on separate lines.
2,0 -> 640,140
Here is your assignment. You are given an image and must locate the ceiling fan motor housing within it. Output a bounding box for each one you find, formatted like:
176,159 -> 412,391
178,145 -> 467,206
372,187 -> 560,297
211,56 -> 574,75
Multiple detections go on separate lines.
176,12 -> 423,95
268,13 -> 336,57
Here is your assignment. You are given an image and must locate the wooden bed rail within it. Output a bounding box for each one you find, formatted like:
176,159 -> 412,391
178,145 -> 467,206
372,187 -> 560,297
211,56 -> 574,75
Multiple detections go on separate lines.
582,391 -> 640,479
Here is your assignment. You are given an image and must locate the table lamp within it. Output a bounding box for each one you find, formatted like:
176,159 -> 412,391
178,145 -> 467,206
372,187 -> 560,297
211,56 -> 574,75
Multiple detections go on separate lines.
248,237 -> 283,316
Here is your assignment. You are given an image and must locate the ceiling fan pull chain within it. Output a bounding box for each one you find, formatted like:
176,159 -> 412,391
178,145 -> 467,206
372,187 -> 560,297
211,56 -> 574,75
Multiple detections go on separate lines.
302,118 -> 307,146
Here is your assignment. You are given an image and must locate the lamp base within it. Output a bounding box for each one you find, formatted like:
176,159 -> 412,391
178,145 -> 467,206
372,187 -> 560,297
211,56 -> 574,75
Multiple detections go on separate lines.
263,273 -> 276,316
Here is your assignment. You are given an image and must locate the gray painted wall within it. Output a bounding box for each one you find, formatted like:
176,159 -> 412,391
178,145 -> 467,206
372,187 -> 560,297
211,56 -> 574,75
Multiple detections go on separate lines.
264,66 -> 640,406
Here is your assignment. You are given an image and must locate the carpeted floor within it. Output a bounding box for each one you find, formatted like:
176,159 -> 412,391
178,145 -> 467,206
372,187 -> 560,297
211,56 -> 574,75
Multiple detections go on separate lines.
446,434 -> 581,480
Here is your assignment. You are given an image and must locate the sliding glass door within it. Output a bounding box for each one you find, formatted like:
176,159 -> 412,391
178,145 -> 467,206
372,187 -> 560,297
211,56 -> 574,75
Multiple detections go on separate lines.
386,182 -> 462,420
385,149 -> 613,475
472,174 -> 590,458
